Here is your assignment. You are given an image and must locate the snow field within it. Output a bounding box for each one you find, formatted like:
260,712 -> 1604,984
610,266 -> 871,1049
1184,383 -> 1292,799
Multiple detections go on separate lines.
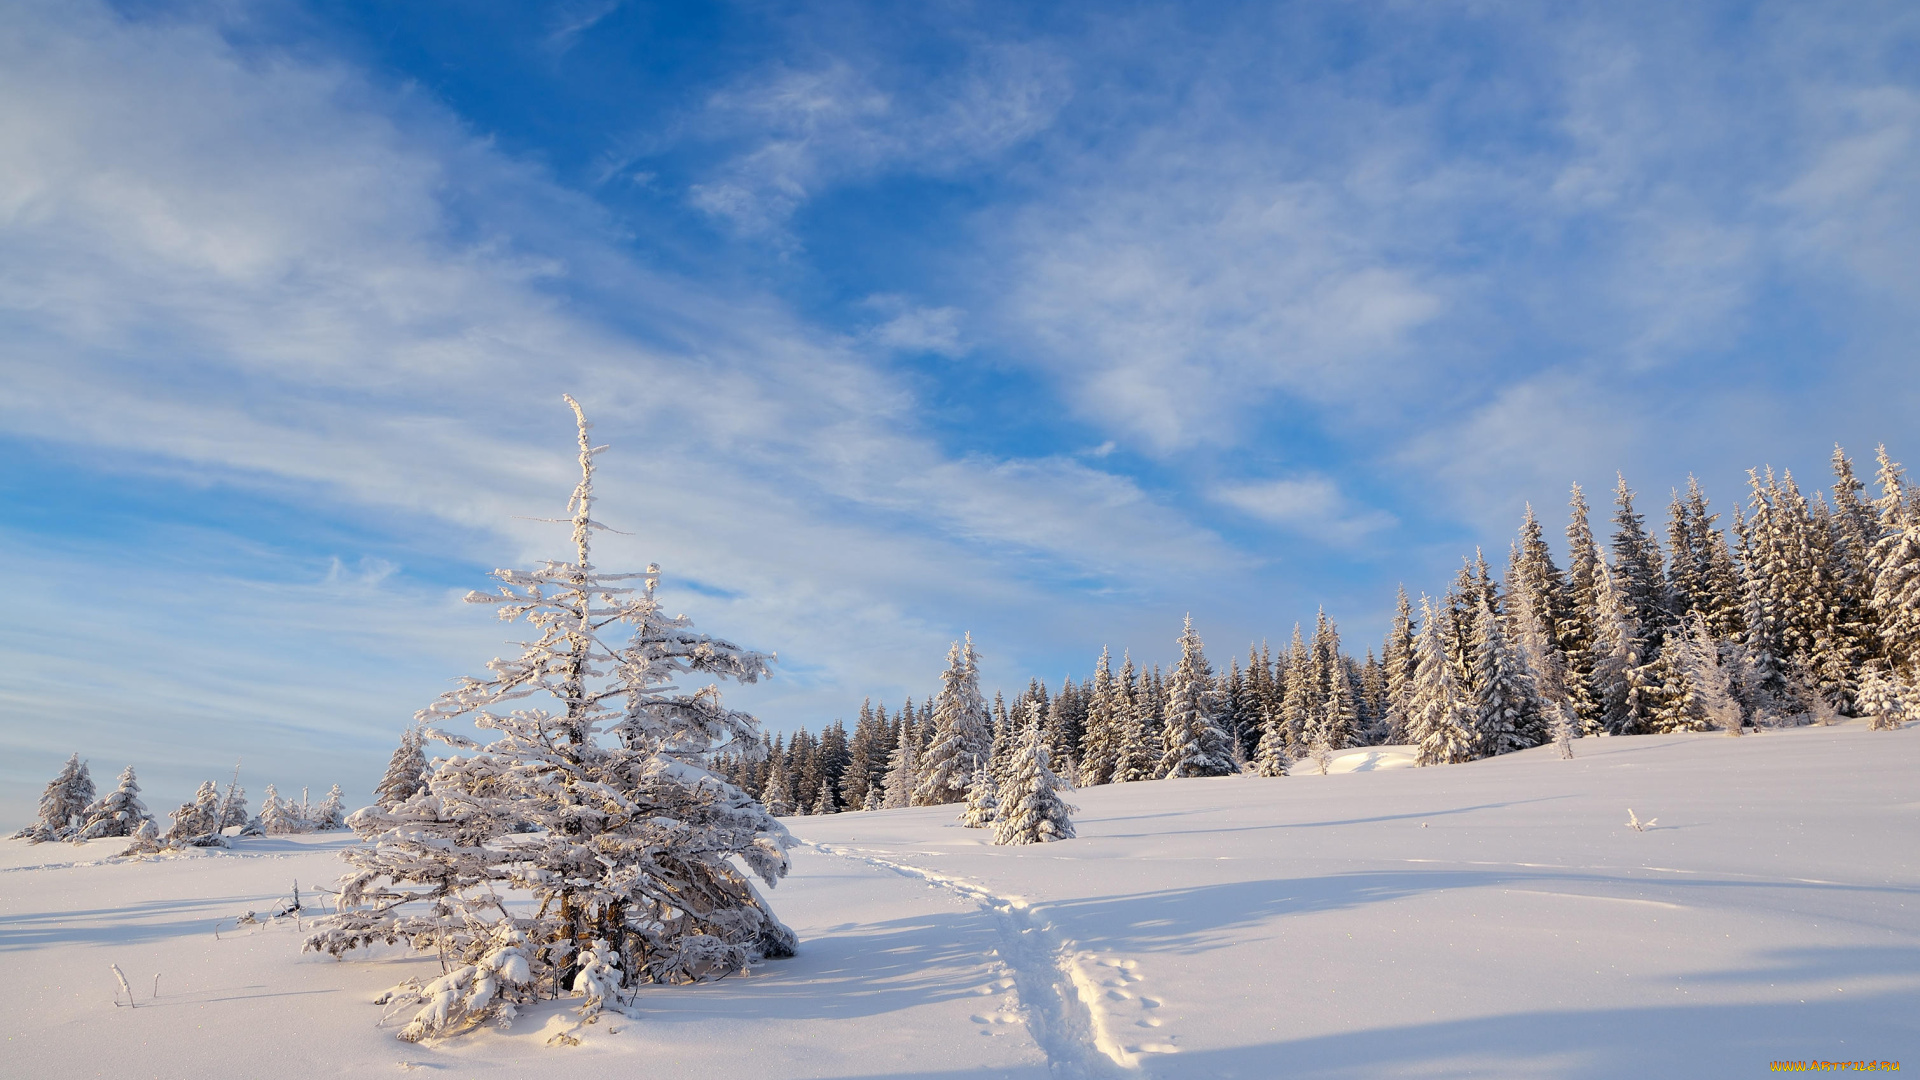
2,720 -> 1915,1078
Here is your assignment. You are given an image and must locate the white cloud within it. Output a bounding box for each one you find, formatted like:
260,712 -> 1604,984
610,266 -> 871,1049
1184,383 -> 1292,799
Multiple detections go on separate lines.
1211,476 -> 1395,542
690,45 -> 1070,234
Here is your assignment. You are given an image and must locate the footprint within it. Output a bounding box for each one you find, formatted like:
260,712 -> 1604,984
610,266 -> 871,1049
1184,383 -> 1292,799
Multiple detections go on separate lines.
1136,1017 -> 1162,1028
1139,997 -> 1161,1008
1106,989 -> 1134,1001
1132,1043 -> 1181,1055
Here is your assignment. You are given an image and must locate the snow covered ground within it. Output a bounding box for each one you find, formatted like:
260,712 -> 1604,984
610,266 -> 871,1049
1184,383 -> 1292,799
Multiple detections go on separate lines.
4,721 -> 1915,1078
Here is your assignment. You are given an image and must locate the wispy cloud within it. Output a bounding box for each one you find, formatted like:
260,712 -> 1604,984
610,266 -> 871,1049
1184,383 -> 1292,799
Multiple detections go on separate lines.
1211,476 -> 1395,542
690,44 -> 1070,234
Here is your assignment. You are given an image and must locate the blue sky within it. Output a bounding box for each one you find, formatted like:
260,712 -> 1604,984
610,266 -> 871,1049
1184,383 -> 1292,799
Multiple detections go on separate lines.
3,0 -> 1917,821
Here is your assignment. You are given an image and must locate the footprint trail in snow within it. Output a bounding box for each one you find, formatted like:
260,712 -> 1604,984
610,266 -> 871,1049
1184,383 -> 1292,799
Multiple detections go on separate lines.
804,842 -> 1178,1077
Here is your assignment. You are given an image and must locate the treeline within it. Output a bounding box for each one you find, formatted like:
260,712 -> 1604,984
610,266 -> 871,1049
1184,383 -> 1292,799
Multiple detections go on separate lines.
724,444 -> 1920,814
11,753 -> 348,848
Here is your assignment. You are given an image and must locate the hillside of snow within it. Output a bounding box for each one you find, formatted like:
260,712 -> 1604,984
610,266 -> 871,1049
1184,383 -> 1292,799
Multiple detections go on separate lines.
3,722 -> 1915,1078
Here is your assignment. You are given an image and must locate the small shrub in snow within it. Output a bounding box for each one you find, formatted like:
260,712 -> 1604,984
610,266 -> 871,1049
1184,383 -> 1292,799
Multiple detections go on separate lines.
1625,809 -> 1657,832
376,927 -> 536,1042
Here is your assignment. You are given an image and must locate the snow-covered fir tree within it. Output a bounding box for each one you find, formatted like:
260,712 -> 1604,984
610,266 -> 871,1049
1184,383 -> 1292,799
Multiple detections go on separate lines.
305,398 -> 794,1040
1871,447 -> 1920,679
1561,483 -> 1605,733
1112,655 -> 1159,783
315,784 -> 347,830
259,784 -> 307,834
1469,597 -> 1540,756
1409,599 -> 1477,766
879,729 -> 918,809
12,754 -> 95,842
1159,617 -> 1235,778
762,749 -> 795,816
1252,706 -> 1292,776
1856,669 -> 1914,731
375,729 -> 430,810
915,635 -> 992,806
1078,647 -> 1122,786
76,765 -> 150,840
810,778 -> 837,816
1380,587 -> 1418,744
164,781 -> 225,845
960,766 -> 998,828
993,704 -> 1075,846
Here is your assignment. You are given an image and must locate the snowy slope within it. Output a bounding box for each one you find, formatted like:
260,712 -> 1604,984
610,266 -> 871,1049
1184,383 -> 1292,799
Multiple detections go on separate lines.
3,722 -> 1916,1078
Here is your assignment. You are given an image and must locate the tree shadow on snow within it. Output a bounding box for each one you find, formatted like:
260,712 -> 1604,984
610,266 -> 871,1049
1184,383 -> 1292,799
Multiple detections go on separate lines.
0,893 -> 271,951
1104,987 -> 1919,1079
627,907 -> 1015,1024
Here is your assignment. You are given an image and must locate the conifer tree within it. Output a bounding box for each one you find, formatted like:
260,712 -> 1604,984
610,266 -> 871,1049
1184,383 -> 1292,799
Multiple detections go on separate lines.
1610,475 -> 1671,646
1470,597 -> 1540,755
1078,648 -> 1122,786
810,779 -> 837,816
915,635 -> 992,806
1562,483 -> 1604,732
1408,599 -> 1477,766
305,398 -> 794,1029
993,705 -> 1075,846
1252,706 -> 1292,777
260,784 -> 306,834
1160,617 -> 1236,778
375,729 -> 430,811
1279,625 -> 1314,754
13,754 -> 95,842
1856,670 -> 1914,731
165,781 -> 225,845
76,765 -> 151,840
1110,654 -> 1157,783
1381,587 -> 1418,744
315,785 -> 347,830
763,752 -> 795,816
880,732 -> 919,809
959,766 -> 998,828
1871,448 -> 1920,678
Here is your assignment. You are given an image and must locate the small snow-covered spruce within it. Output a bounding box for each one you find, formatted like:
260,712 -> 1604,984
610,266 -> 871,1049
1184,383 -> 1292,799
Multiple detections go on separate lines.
809,778 -> 837,816
1252,706 -> 1291,777
374,926 -> 536,1042
315,785 -> 347,830
1675,615 -> 1743,735
570,938 -> 624,1019
993,706 -> 1075,846
374,729 -> 430,810
1159,616 -> 1236,779
306,398 -> 794,1040
259,784 -> 306,835
12,753 -> 95,843
879,731 -> 918,809
959,766 -> 998,828
1856,670 -> 1914,731
163,781 -> 227,847
77,765 -> 151,840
